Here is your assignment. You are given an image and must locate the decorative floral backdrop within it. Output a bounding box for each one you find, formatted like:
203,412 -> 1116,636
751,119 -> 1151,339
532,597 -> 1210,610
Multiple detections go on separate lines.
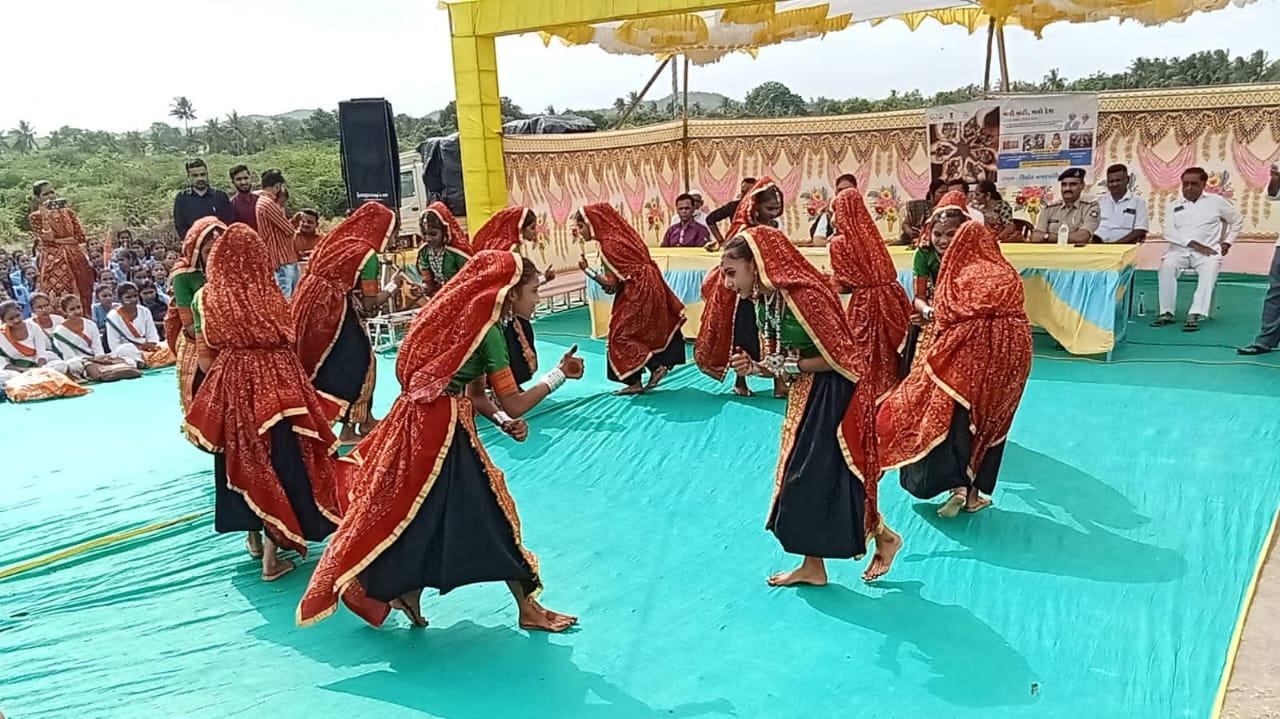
504,84 -> 1280,273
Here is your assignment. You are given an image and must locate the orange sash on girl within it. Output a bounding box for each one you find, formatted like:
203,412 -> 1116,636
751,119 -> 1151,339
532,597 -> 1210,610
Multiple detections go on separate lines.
695,177 -> 779,380
291,202 -> 395,420
470,206 -> 532,252
710,226 -> 883,533
2,326 -> 37,358
298,250 -> 526,627
877,220 -> 1033,477
828,188 -> 913,403
165,217 -> 225,354
580,203 -> 685,379
183,224 -> 342,555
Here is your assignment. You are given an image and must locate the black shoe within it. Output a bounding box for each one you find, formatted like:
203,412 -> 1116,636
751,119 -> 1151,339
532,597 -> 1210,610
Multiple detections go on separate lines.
1237,345 -> 1273,356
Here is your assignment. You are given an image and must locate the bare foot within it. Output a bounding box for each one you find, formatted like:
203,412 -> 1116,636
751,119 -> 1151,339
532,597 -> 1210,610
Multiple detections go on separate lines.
518,600 -> 577,632
732,377 -> 754,397
964,494 -> 993,513
389,596 -> 429,627
862,527 -> 902,582
772,377 -> 788,399
767,557 -> 828,587
937,490 -> 966,518
245,531 -> 264,559
615,384 -> 645,396
645,366 -> 670,390
261,557 -> 295,582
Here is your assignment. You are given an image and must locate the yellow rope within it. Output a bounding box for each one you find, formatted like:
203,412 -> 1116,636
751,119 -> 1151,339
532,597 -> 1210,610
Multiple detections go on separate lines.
0,510 -> 210,581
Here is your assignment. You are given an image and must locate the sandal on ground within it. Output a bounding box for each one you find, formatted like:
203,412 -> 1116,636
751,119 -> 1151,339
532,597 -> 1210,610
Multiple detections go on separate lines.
261,559 -> 295,582
1238,345 -> 1273,356
1182,315 -> 1201,332
1150,313 -> 1176,327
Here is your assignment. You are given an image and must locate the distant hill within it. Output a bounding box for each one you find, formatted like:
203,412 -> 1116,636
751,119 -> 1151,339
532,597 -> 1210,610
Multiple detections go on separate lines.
243,108 -> 320,124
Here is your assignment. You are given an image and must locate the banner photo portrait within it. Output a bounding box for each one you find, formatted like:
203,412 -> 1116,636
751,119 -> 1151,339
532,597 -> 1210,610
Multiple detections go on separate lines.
926,93 -> 1099,189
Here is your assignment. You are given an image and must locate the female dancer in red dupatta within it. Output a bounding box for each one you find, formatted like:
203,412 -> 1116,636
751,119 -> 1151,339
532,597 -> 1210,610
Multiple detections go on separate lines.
292,202 -> 397,444
901,190 -> 971,372
413,201 -> 474,299
299,250 -> 583,632
29,182 -> 95,311
711,226 -> 902,585
877,220 -> 1032,517
166,216 -> 225,416
184,224 -> 342,581
828,188 -> 913,403
574,203 -> 686,394
470,205 -> 548,386
696,177 -> 787,398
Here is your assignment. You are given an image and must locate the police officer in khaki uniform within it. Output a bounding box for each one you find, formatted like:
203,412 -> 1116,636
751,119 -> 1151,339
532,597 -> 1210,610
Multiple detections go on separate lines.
1031,168 -> 1100,246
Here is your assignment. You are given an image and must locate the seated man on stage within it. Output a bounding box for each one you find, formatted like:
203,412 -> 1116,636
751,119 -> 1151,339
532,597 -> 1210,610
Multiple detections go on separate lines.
1031,168 -> 1100,246
662,193 -> 712,248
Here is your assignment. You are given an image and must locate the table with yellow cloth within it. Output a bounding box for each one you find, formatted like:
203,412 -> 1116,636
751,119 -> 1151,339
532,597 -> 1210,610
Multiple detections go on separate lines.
586,245 -> 1140,357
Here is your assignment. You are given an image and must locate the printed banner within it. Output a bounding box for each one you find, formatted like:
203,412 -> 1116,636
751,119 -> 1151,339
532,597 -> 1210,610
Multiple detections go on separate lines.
926,93 -> 1099,188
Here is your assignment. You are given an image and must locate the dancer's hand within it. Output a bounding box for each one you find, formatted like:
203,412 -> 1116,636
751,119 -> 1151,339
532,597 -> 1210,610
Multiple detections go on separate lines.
544,267 -> 557,282
577,256 -> 589,271
729,348 -> 757,376
558,344 -> 584,379
503,418 -> 529,442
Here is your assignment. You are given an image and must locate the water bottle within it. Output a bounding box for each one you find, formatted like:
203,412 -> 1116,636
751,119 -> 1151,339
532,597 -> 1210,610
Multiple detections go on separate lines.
1137,292 -> 1146,317
1056,223 -> 1070,246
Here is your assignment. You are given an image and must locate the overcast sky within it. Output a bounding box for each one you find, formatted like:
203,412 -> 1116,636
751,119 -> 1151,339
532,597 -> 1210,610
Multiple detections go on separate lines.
2,0 -> 1277,133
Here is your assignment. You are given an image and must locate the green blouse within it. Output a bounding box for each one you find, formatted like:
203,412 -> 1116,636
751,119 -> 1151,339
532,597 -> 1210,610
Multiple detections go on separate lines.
446,325 -> 511,395
172,270 -> 206,310
417,247 -> 467,286
360,255 -> 380,282
756,301 -> 820,359
191,288 -> 205,337
912,246 -> 941,282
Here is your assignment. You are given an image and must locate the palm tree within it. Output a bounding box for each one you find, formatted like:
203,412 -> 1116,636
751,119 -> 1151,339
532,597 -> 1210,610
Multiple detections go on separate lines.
10,121 -> 38,154
225,111 -> 248,154
1042,69 -> 1066,91
613,97 -> 627,114
170,96 -> 197,134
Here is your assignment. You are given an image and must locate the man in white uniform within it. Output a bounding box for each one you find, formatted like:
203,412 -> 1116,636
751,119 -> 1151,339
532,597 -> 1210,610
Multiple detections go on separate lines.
1238,164 -> 1280,354
1095,164 -> 1149,244
1152,166 -> 1243,332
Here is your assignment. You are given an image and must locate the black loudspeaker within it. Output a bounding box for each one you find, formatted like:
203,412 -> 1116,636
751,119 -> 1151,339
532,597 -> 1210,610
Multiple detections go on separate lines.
338,99 -> 400,212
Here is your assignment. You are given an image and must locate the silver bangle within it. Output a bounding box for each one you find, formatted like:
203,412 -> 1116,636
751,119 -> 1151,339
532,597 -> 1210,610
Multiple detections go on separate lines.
539,368 -> 566,393
493,410 -> 513,426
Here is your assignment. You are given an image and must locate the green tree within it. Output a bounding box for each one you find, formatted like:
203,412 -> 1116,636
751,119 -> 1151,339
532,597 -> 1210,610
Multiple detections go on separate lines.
743,82 -> 808,118
302,109 -> 339,142
121,131 -> 148,156
10,121 -> 38,154
169,96 -> 197,134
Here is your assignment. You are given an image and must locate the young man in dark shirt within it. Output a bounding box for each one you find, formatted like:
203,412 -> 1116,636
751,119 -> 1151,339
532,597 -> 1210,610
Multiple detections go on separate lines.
228,164 -> 259,230
172,158 -> 234,240
707,177 -> 758,246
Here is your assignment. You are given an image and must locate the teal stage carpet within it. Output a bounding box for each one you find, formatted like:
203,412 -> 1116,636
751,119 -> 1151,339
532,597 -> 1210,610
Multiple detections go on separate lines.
3,272 -> 1279,718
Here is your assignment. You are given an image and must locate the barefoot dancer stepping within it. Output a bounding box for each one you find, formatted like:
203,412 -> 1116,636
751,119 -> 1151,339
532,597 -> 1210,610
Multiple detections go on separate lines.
299,251 -> 582,632
877,218 -> 1032,517
575,203 -> 686,395
292,202 -> 398,445
711,227 -> 902,585
184,224 -> 342,581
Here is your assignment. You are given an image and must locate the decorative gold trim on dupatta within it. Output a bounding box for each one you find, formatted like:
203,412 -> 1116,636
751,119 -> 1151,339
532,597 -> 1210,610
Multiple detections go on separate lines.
182,420 -> 222,453
767,372 -> 812,522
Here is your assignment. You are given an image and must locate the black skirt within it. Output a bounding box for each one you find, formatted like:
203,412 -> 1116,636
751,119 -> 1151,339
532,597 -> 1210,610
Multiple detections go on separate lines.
312,304 -> 371,422
767,372 -> 868,560
607,328 -> 687,385
504,317 -> 536,386
899,403 -> 1006,500
899,325 -> 921,379
734,298 -> 761,361
358,423 -> 537,602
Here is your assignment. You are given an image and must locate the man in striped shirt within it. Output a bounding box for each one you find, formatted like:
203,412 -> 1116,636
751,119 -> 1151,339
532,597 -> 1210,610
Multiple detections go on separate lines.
255,168 -> 302,298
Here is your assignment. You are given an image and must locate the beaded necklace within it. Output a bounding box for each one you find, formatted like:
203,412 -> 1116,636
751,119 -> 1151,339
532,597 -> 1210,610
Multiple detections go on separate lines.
425,246 -> 445,282
759,289 -> 786,359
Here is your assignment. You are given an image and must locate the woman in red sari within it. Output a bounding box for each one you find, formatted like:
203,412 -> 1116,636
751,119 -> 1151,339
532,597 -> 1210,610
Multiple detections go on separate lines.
166,216 -> 225,415
29,182 -> 95,311
828,188 -> 913,404
696,177 -> 786,398
299,250 -> 582,632
184,224 -> 342,581
292,202 -> 397,444
574,203 -> 686,394
877,220 -> 1033,517
709,226 -> 902,585
471,205 -> 550,387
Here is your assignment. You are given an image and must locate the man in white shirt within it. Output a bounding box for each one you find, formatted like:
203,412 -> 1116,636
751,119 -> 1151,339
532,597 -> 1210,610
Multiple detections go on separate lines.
1152,166 -> 1244,332
1238,164 -> 1280,355
1095,164 -> 1149,244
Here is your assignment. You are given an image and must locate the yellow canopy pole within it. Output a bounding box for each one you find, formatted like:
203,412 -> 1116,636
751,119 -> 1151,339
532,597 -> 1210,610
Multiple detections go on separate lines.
996,20 -> 1010,92
682,54 -> 691,191
982,16 -> 995,92
448,3 -> 508,226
